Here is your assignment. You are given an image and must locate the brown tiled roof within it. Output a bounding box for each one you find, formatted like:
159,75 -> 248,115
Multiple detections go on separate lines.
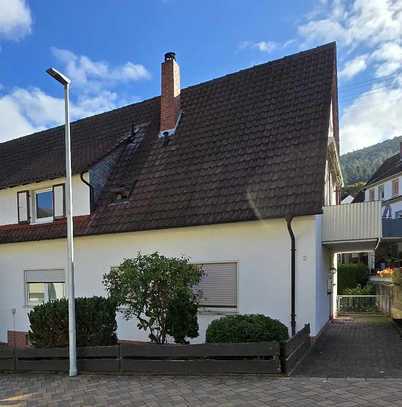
0,43 -> 337,243
366,153 -> 402,186
0,216 -> 90,244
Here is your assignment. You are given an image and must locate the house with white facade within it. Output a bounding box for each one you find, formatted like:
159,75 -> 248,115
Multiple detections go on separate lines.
0,43 -> 353,346
363,146 -> 402,219
354,145 -> 402,267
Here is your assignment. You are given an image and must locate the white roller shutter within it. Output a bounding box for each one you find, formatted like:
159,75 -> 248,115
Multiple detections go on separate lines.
53,184 -> 65,219
25,269 -> 65,283
197,262 -> 237,308
17,190 -> 30,223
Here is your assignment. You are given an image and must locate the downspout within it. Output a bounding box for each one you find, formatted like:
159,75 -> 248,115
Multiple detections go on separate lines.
80,171 -> 95,212
286,215 -> 296,337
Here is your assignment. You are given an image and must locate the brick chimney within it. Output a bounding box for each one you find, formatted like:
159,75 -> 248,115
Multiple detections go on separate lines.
160,52 -> 181,137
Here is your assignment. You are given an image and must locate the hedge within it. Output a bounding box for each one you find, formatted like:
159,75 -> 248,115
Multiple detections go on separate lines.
337,263 -> 369,294
28,297 -> 117,348
206,314 -> 289,343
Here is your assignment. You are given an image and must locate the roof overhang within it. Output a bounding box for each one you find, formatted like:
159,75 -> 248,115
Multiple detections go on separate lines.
322,238 -> 379,253
328,135 -> 344,188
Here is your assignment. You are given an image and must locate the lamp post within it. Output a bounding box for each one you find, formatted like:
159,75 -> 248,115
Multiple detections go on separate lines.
46,68 -> 77,377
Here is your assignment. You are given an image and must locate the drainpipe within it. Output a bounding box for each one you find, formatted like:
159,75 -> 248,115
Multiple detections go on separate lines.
80,171 -> 95,212
286,215 -> 296,337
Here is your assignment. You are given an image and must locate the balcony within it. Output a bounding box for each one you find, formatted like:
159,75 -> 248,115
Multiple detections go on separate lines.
382,218 -> 402,239
322,201 -> 382,251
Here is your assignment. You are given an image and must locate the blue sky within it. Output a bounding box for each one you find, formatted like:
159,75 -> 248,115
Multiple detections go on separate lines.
1,0 -> 401,153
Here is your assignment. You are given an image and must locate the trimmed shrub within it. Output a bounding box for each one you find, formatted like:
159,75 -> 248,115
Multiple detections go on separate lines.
206,314 -> 289,343
338,263 -> 369,294
166,288 -> 199,344
103,252 -> 203,344
28,297 -> 117,348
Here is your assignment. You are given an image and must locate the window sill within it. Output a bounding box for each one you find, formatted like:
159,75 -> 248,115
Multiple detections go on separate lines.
198,307 -> 238,316
23,304 -> 40,309
31,218 -> 54,225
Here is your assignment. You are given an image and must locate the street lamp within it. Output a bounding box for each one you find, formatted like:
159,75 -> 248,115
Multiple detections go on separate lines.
46,68 -> 77,377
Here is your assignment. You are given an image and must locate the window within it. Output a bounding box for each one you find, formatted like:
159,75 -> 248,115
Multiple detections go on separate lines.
369,189 -> 375,201
378,185 -> 385,200
34,188 -> 53,222
395,210 -> 402,219
197,262 -> 238,308
25,269 -> 65,306
392,179 -> 399,197
30,184 -> 65,224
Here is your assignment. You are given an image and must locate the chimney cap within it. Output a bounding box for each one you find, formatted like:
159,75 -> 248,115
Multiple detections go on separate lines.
164,52 -> 176,62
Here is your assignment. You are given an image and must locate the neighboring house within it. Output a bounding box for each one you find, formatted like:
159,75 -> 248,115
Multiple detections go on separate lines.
348,145 -> 402,272
0,43 -> 344,346
363,144 -> 402,219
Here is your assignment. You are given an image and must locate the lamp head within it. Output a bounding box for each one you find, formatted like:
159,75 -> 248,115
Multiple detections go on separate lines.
46,68 -> 71,86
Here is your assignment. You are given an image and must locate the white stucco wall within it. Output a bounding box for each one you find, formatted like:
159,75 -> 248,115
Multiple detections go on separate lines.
0,217 -> 331,344
0,174 -> 90,226
314,214 -> 334,331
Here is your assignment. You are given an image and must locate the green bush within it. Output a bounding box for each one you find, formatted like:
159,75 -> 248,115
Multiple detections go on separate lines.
28,297 -> 117,348
338,263 -> 369,294
103,252 -> 203,344
206,314 -> 289,343
166,288 -> 199,344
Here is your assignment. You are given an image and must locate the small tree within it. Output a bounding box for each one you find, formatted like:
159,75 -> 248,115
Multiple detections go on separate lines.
103,252 -> 203,344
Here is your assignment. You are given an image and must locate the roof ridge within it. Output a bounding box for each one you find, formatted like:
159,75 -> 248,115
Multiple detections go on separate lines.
183,42 -> 336,92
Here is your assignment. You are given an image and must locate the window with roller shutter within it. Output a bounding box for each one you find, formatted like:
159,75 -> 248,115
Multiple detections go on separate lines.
197,262 -> 238,308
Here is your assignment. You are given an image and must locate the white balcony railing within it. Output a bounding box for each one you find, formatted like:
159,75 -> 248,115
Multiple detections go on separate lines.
322,201 -> 382,245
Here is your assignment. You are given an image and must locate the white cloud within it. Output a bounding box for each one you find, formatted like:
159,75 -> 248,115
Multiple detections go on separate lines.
371,42 -> 402,77
341,82 -> 402,153
0,0 -> 32,40
51,47 -> 151,89
339,54 -> 368,79
0,94 -> 36,140
298,0 -> 402,79
0,87 -> 127,142
298,0 -> 402,49
0,47 -> 149,143
239,40 -> 278,53
297,0 -> 402,153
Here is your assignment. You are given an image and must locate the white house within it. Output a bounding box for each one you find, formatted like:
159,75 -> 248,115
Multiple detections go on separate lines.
354,145 -> 402,267
0,43 -> 348,346
363,146 -> 402,219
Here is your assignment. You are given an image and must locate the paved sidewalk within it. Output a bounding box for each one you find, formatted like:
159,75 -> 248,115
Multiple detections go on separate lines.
295,315 -> 402,378
1,374 -> 402,406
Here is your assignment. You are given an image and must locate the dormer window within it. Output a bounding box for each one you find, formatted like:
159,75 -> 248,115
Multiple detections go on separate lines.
111,186 -> 130,203
115,192 -> 129,202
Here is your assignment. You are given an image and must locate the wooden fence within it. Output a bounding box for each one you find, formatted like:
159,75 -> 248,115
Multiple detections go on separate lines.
0,326 -> 311,376
0,341 -> 281,375
280,324 -> 311,375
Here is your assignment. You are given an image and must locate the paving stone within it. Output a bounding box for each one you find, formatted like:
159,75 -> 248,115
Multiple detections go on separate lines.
1,374 -> 402,406
295,315 -> 402,378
